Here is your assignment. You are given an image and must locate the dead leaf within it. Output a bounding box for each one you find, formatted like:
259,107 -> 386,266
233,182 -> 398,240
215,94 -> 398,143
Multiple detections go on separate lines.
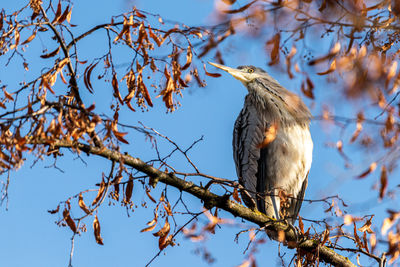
266,33 -> 280,65
358,216 -> 374,234
182,46 -> 192,70
381,210 -> 400,235
317,59 -> 336,75
78,193 -> 91,214
203,64 -> 222,77
379,166 -> 388,200
232,187 -> 242,203
40,46 -> 61,58
153,218 -> 170,237
356,162 -> 377,179
48,205 -> 60,214
353,222 -> 363,248
146,187 -> 157,203
112,73 -> 123,104
83,62 -> 98,93
298,216 -> 304,234
301,77 -> 315,99
93,215 -> 104,245
21,31 -> 37,45
148,26 -> 162,47
124,179 -> 133,203
63,208 -> 77,233
92,179 -> 106,206
163,202 -> 172,216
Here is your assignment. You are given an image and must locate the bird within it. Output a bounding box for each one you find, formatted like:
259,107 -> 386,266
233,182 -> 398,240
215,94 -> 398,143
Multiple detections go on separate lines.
209,62 -> 313,224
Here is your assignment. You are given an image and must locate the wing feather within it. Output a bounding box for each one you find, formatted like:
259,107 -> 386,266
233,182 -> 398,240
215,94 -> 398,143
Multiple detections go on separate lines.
233,103 -> 267,210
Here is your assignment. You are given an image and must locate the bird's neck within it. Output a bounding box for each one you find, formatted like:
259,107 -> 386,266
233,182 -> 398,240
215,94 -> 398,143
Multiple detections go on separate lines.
245,91 -> 310,128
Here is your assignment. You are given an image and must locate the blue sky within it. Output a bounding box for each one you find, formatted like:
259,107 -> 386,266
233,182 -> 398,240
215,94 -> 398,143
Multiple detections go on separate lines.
0,1 -> 395,266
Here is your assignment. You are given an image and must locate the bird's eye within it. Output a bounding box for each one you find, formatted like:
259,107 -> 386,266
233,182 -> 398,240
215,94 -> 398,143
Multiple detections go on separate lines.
248,68 -> 254,73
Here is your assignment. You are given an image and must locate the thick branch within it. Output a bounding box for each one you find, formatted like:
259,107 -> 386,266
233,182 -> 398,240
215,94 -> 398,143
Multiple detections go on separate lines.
46,140 -> 356,267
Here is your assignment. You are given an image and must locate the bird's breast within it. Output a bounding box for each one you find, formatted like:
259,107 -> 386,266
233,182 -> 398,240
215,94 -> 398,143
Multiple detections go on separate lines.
266,123 -> 313,193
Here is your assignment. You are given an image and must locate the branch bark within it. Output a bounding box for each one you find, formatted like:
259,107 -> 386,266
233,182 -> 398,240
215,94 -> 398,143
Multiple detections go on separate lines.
45,139 -> 356,267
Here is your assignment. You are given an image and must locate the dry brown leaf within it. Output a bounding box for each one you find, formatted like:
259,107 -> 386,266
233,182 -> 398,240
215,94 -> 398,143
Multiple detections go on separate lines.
63,208 -> 77,233
52,0 -> 62,24
40,46 -> 61,58
139,80 -> 153,107
193,68 -> 206,87
124,179 -> 133,203
78,193 -> 90,214
181,46 -> 192,70
370,233 -> 376,252
163,202 -> 172,216
204,70 -> 222,78
379,165 -> 388,200
41,75 -> 55,94
48,205 -> 60,214
93,215 -> 104,245
356,162 -> 377,179
3,89 -> 14,101
159,234 -> 174,250
141,213 -> 158,232
353,222 -> 363,248
301,77 -> 315,99
309,43 -> 340,65
317,59 -> 336,75
114,129 -> 129,144
266,33 -> 280,65
153,218 -> 170,237
232,187 -> 242,203
21,31 -> 37,45
92,179 -> 106,206
56,6 -> 70,24
112,73 -> 123,104
83,62 -> 98,93
298,216 -> 304,234
66,6 -> 72,23
148,26 -> 162,47
146,187 -> 157,203
358,216 -> 374,234
135,9 -> 147,18
112,175 -> 122,201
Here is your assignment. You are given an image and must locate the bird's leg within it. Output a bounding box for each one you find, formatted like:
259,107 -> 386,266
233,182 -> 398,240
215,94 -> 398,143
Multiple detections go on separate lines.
271,188 -> 281,220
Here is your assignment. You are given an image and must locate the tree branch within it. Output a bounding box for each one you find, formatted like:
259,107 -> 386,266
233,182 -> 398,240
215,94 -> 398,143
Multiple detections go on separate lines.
39,139 -> 356,267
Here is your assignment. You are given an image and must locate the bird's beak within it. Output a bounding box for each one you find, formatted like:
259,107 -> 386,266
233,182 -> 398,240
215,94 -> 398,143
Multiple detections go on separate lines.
208,62 -> 249,83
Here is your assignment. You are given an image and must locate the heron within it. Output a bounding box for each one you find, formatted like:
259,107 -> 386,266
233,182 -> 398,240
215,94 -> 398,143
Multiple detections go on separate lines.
209,62 -> 313,224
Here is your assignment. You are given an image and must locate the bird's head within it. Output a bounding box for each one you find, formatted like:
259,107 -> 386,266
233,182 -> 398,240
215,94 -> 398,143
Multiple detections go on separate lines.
209,62 -> 266,85
209,62 -> 312,124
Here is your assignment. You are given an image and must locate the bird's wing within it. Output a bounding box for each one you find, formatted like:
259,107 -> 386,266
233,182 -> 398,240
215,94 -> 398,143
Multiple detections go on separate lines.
256,147 -> 269,214
233,104 -> 266,210
290,172 -> 308,223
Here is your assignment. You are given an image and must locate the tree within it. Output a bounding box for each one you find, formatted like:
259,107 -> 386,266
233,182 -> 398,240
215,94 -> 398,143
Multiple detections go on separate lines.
1,0 -> 400,266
